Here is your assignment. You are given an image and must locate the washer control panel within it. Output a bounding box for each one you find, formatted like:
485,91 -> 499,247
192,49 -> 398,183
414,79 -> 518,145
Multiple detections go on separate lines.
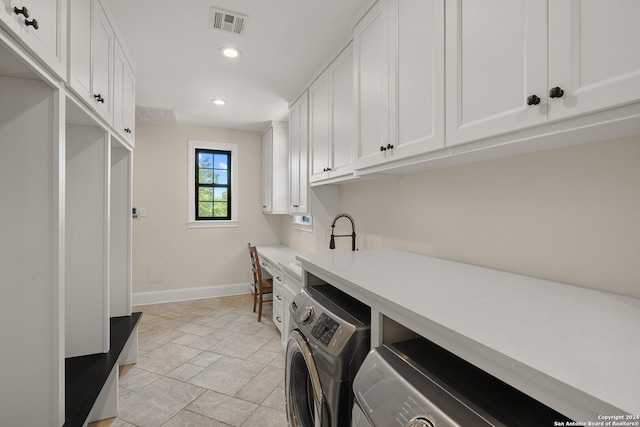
290,289 -> 357,357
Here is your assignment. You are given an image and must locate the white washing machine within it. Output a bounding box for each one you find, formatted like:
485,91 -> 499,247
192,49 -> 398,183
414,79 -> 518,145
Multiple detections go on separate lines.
352,338 -> 572,427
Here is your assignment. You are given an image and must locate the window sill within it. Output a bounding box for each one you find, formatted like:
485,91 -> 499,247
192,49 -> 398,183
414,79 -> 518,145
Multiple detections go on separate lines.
188,220 -> 239,229
292,221 -> 313,232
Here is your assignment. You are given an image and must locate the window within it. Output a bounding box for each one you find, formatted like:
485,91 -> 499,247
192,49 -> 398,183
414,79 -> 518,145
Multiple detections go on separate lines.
292,215 -> 313,232
188,140 -> 238,228
195,149 -> 230,220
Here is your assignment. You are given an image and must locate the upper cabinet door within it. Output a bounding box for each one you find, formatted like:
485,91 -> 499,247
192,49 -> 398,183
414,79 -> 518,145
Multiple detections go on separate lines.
445,0 -> 548,147
68,0 -> 92,100
354,0 -> 390,170
308,71 -> 331,183
548,0 -> 640,121
355,0 -> 445,170
92,0 -> 113,122
0,0 -> 66,79
330,44 -> 355,179
289,93 -> 309,214
113,38 -> 136,145
392,0 -> 445,159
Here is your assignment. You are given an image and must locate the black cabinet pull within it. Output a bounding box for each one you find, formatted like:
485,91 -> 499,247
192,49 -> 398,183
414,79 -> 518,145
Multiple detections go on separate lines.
13,7 -> 29,17
124,128 -> 132,134
387,143 -> 394,150
527,94 -> 541,105
380,145 -> 387,151
24,18 -> 38,29
94,94 -> 105,103
549,87 -> 564,98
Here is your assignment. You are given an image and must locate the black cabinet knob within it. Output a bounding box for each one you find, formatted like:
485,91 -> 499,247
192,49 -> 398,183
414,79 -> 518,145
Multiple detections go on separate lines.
527,94 -> 541,105
124,128 -> 132,134
380,146 -> 387,151
94,94 -> 105,103
549,87 -> 564,98
24,18 -> 38,29
13,7 -> 29,17
387,143 -> 394,150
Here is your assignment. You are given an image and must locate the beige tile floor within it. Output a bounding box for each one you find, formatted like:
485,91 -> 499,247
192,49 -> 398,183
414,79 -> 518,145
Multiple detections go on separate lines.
89,294 -> 287,427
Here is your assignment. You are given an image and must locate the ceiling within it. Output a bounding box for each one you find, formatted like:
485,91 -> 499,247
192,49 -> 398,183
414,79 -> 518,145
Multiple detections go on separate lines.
103,0 -> 375,132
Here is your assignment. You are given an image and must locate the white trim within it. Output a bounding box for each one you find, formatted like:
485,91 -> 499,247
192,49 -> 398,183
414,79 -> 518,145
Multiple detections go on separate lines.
187,140 -> 239,228
132,283 -> 251,305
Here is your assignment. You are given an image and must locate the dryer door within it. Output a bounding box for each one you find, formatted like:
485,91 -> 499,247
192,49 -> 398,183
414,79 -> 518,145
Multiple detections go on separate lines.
286,329 -> 325,426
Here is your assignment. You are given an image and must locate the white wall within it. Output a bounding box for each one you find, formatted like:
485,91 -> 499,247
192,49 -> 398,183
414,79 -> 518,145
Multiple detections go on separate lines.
132,121 -> 282,295
279,136 -> 640,298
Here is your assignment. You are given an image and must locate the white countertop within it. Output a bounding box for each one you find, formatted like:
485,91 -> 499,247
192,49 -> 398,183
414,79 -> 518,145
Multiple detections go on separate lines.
297,249 -> 640,421
255,244 -> 303,280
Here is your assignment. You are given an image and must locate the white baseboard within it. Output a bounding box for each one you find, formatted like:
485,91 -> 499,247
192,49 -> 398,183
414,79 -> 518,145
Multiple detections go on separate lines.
132,283 -> 252,306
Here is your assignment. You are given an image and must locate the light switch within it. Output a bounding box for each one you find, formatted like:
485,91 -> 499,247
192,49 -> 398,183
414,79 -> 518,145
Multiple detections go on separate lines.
140,207 -> 147,217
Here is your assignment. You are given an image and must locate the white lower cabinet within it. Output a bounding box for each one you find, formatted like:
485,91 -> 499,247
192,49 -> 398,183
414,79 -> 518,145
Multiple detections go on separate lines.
273,279 -> 284,333
282,271 -> 302,349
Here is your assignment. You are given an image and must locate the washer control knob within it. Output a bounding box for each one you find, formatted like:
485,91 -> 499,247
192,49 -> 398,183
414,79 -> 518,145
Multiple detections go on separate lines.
406,417 -> 435,427
300,306 -> 314,324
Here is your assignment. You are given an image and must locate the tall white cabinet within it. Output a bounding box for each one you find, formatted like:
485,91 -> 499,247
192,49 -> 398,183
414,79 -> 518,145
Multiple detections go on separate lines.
1,0 -> 136,423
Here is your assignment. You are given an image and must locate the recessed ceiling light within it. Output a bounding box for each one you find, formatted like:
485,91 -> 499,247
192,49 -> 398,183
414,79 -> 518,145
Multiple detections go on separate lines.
212,98 -> 226,105
220,47 -> 241,58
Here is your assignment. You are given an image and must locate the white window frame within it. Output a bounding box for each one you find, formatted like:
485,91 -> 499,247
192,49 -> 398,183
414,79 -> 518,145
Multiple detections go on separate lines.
188,140 -> 239,228
292,215 -> 313,232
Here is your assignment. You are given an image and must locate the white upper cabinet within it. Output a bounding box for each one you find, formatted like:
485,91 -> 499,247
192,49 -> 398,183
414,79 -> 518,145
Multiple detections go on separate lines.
446,0 -> 640,147
309,71 -> 331,182
67,0 -> 91,98
354,0 -> 445,170
262,122 -> 289,214
331,45 -> 356,179
0,0 -> 66,79
91,0 -> 113,122
309,44 -> 355,184
68,0 -> 136,142
113,37 -> 136,145
289,93 -> 309,214
548,0 -> 640,121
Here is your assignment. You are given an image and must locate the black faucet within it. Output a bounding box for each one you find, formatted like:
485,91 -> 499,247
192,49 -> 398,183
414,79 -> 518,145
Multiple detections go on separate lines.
329,213 -> 356,251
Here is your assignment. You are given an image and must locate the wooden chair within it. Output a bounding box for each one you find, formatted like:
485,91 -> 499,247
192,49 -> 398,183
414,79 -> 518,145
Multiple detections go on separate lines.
248,243 -> 273,322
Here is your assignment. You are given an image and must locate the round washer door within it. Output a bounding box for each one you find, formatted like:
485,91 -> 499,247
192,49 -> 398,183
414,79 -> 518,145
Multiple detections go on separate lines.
286,329 -> 325,427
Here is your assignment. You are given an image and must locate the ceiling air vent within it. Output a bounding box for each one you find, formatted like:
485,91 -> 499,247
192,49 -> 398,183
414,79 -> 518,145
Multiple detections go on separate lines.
136,106 -> 177,123
209,7 -> 248,36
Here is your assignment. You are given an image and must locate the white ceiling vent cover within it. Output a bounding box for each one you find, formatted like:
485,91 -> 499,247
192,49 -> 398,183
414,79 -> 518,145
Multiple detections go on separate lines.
136,106 -> 177,123
209,7 -> 248,36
